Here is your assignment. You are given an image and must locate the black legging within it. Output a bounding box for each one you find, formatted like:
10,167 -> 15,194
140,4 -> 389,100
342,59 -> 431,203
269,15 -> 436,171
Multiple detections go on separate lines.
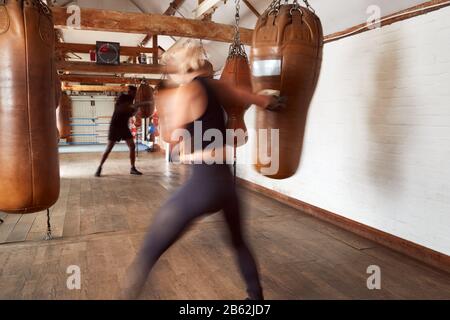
132,163 -> 263,299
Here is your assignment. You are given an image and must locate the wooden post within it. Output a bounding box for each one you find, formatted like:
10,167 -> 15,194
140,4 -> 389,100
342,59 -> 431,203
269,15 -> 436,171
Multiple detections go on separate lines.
152,35 -> 158,65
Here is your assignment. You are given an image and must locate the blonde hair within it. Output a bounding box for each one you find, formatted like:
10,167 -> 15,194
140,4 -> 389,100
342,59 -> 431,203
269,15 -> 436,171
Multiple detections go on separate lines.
161,39 -> 209,74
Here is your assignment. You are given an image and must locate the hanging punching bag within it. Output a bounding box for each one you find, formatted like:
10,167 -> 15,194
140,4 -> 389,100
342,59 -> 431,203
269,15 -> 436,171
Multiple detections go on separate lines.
136,81 -> 155,118
220,2 -> 252,148
57,92 -> 72,139
250,0 -> 323,179
55,72 -> 61,108
55,71 -> 62,141
221,57 -> 252,144
0,0 -> 60,214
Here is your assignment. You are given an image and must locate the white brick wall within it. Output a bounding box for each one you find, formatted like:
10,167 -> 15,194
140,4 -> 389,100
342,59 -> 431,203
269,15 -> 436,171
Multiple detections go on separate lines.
237,7 -> 450,255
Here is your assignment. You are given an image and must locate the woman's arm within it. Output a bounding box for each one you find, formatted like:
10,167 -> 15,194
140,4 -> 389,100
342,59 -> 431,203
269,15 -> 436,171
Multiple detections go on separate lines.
206,79 -> 273,109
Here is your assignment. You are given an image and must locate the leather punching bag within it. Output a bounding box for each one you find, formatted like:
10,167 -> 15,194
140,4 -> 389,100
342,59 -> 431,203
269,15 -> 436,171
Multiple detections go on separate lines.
57,92 -> 72,139
136,81 -> 155,118
55,72 -> 62,141
55,72 -> 61,108
250,1 -> 323,179
220,56 -> 252,147
220,0 -> 251,148
0,0 -> 60,213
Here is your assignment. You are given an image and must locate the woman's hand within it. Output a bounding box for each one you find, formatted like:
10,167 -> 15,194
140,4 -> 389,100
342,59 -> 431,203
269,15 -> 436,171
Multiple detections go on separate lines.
265,95 -> 288,112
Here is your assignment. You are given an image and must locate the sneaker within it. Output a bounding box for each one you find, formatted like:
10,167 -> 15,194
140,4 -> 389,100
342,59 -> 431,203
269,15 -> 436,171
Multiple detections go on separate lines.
95,166 -> 102,177
130,167 -> 143,175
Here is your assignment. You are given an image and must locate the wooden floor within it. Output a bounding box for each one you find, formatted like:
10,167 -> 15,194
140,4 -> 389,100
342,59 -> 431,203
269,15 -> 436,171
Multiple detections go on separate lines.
0,151 -> 449,299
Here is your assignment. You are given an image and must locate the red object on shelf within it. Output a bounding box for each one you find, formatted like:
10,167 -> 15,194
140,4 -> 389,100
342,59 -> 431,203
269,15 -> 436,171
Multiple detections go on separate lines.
89,50 -> 96,62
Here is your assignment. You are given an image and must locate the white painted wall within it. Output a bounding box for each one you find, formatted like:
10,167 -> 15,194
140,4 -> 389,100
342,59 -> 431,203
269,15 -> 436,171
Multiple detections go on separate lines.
237,7 -> 450,255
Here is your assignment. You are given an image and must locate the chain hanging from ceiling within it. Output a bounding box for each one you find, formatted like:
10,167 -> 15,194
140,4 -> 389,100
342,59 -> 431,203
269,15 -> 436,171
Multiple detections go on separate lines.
227,0 -> 247,59
267,0 -> 315,15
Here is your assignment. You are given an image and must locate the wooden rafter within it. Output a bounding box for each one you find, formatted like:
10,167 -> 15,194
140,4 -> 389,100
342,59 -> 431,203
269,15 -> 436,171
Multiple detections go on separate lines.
152,35 -> 158,64
164,0 -> 186,16
51,7 -> 253,45
56,61 -> 173,74
140,0 -> 186,47
59,74 -> 161,85
194,0 -> 224,19
61,84 -> 130,92
56,43 -> 155,56
242,0 -> 260,17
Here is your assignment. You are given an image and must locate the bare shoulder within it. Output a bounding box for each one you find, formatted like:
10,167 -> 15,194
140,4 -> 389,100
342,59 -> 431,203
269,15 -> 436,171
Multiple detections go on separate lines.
178,79 -> 207,99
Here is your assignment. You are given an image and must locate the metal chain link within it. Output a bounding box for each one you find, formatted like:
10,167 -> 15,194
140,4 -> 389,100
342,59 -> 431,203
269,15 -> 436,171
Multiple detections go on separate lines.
267,0 -> 281,16
38,0 -> 51,15
302,0 -> 315,13
290,0 -> 305,16
45,209 -> 53,240
266,0 -> 315,15
227,0 -> 247,59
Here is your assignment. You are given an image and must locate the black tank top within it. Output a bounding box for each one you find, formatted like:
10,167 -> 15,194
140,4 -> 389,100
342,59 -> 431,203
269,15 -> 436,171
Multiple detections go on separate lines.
185,77 -> 227,152
110,94 -> 134,130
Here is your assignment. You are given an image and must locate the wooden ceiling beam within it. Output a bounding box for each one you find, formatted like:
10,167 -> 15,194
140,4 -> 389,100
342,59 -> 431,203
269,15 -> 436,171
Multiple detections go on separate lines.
61,84 -> 130,92
56,43 -> 155,56
242,0 -> 260,17
139,0 -> 186,47
164,0 -> 186,16
194,0 -> 224,19
56,61 -> 172,74
51,6 -> 253,45
59,74 -> 161,85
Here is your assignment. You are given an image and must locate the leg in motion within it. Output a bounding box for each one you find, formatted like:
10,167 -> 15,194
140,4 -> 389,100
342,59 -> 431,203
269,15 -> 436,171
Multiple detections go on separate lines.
126,138 -> 142,175
122,190 -> 202,298
95,140 -> 116,177
223,192 -> 264,300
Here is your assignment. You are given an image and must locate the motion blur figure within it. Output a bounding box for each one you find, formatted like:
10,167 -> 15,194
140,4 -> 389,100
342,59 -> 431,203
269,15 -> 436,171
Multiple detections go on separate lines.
95,86 -> 143,177
122,40 -> 285,300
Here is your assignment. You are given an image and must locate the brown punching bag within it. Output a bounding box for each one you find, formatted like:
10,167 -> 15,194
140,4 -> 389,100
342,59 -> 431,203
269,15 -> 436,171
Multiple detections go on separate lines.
55,73 -> 61,108
57,92 -> 72,139
0,0 -> 60,214
136,80 -> 155,118
250,0 -> 323,179
55,72 -> 62,141
220,52 -> 252,148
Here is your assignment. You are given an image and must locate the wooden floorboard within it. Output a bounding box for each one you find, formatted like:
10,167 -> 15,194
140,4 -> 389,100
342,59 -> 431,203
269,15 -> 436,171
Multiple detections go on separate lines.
0,150 -> 449,299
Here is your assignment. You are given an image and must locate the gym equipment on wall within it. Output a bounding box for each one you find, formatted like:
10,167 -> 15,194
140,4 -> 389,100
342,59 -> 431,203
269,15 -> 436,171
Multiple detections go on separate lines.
0,0 -> 60,213
250,0 -> 323,179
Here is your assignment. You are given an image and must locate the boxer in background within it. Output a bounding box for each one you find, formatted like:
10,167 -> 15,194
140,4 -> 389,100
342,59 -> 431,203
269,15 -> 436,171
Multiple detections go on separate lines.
95,86 -> 143,177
